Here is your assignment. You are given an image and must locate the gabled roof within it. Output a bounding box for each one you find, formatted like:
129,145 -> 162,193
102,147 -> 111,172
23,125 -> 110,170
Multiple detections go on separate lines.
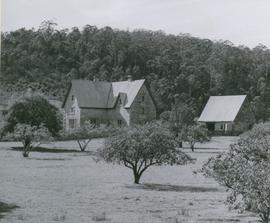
62,79 -> 145,109
71,80 -> 114,108
198,95 -> 247,122
112,79 -> 145,108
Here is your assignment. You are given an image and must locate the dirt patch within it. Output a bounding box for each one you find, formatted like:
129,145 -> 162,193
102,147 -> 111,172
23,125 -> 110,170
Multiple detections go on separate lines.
126,183 -> 219,193
0,201 -> 18,219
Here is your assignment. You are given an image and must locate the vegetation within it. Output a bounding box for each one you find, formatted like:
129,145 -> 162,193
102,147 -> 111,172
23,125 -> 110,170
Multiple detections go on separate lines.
5,123 -> 52,157
3,95 -> 61,136
0,201 -> 18,219
62,122 -> 115,151
1,21 -> 270,121
99,121 -> 193,184
203,122 -> 270,223
179,124 -> 209,151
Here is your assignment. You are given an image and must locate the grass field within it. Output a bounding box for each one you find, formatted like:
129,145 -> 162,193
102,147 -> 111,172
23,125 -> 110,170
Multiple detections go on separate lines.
0,137 -> 259,223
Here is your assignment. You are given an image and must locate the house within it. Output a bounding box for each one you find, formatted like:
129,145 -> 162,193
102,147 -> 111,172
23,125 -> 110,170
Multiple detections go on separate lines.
198,95 -> 255,134
62,78 -> 157,130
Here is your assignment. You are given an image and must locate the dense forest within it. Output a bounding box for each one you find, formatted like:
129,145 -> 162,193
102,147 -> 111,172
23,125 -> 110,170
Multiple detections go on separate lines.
1,21 -> 270,121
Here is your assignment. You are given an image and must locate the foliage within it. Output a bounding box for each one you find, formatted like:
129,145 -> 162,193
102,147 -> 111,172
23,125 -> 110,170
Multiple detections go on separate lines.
3,95 -> 61,136
202,122 -> 270,223
5,123 -> 52,157
98,121 -> 193,184
179,123 -> 209,151
1,22 -> 270,120
61,122 -> 115,151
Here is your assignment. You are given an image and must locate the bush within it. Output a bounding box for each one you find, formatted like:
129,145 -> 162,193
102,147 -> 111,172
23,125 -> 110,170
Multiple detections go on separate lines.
202,122 -> 270,223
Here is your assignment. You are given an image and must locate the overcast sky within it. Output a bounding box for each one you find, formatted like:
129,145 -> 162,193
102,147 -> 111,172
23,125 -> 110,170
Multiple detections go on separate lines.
2,0 -> 270,48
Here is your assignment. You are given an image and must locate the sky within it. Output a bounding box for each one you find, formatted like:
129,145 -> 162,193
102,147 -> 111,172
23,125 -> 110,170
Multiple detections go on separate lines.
2,0 -> 270,48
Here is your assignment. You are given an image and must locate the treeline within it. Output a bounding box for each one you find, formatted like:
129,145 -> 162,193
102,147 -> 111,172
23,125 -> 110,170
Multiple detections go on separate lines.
1,21 -> 270,121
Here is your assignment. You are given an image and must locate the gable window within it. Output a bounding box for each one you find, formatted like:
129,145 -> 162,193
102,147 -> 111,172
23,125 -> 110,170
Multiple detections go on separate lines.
118,120 -> 122,127
70,107 -> 75,115
141,95 -> 145,102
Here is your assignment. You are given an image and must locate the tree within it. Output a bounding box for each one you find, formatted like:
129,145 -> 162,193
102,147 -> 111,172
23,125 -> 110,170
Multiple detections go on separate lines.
202,122 -> 270,223
179,123 -> 209,152
4,95 -> 61,136
5,123 -> 52,157
98,122 -> 193,184
63,122 -> 114,151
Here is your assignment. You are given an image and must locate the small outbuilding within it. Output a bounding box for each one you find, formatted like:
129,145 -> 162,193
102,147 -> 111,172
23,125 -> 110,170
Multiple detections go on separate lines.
198,95 -> 255,135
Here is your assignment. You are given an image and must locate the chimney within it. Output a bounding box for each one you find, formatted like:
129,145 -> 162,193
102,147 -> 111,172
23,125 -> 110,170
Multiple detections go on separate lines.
127,75 -> 132,82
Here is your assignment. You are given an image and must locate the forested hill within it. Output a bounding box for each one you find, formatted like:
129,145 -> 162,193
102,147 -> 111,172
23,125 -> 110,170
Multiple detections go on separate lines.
1,21 -> 270,121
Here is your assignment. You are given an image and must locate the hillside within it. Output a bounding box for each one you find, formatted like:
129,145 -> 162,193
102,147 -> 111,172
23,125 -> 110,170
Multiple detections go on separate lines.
1,21 -> 270,120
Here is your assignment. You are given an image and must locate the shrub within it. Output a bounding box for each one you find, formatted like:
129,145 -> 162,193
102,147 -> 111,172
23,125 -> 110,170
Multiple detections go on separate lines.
202,122 -> 270,223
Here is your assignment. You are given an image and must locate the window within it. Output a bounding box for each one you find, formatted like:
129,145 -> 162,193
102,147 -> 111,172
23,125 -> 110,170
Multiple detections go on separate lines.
142,107 -> 145,114
69,119 -> 75,129
91,119 -> 96,126
119,98 -> 122,105
141,95 -> 145,102
71,95 -> 74,101
118,120 -> 122,127
70,107 -> 75,115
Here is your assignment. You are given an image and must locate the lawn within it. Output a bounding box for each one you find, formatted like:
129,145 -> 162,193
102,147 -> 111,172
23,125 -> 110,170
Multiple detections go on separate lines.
0,137 -> 259,223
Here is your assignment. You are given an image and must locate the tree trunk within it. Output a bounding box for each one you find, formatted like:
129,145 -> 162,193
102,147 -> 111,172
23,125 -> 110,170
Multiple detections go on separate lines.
191,144 -> 194,152
133,169 -> 141,184
22,139 -> 31,158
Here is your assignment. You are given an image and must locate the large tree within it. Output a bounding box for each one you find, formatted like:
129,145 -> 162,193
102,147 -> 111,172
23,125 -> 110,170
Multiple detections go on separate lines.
203,122 -> 270,223
3,95 -> 61,136
99,121 -> 193,184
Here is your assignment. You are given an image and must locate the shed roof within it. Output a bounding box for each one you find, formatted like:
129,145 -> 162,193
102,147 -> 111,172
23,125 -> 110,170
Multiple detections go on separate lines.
65,79 -> 145,109
198,95 -> 247,122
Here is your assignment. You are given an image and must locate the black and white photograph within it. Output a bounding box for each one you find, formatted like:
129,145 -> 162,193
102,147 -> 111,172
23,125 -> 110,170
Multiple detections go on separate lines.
0,0 -> 270,222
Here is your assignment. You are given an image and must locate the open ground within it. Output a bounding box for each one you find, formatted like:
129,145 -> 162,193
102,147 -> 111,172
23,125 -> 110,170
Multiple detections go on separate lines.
0,137 -> 260,223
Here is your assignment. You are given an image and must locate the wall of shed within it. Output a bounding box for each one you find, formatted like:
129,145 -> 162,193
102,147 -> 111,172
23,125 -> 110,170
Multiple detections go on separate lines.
129,84 -> 156,125
233,98 -> 255,132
